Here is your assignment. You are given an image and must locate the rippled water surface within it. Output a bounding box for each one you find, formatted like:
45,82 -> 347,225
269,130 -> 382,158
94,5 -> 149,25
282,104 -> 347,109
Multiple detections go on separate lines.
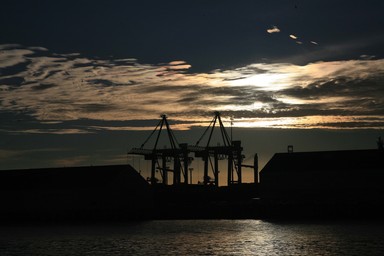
1,220 -> 384,255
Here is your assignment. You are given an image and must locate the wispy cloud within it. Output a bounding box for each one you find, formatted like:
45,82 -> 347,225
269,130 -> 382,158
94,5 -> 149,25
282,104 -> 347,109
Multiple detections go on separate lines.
267,25 -> 319,48
0,44 -> 33,68
1,45 -> 384,131
267,26 -> 280,33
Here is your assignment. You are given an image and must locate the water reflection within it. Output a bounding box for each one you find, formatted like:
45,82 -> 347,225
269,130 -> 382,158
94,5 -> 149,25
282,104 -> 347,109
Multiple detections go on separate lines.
1,220 -> 384,255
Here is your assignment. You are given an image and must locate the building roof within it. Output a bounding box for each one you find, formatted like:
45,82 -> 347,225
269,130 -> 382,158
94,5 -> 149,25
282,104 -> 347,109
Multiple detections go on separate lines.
0,164 -> 148,191
261,149 -> 384,174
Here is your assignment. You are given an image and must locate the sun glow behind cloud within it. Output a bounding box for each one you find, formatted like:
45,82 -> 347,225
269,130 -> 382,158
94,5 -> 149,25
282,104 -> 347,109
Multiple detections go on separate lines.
231,115 -> 384,129
228,71 -> 292,91
1,44 -> 384,133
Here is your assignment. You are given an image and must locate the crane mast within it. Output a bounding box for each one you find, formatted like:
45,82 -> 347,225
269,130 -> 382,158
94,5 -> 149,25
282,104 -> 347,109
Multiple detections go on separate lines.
128,112 -> 257,186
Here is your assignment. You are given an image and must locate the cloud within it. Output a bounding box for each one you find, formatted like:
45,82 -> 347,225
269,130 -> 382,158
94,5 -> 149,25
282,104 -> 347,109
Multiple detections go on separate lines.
16,129 -> 92,134
360,54 -> 375,60
267,26 -> 280,33
0,47 -> 33,68
281,34 -> 384,64
1,45 -> 384,131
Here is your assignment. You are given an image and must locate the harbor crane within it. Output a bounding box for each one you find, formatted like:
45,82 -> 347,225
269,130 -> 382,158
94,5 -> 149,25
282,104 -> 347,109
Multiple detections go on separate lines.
128,114 -> 190,185
128,112 -> 258,186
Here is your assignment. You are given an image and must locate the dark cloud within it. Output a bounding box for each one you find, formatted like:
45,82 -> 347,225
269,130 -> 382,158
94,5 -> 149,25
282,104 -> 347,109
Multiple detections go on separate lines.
32,83 -> 57,91
280,76 -> 384,103
0,61 -> 30,77
78,103 -> 117,113
0,76 -> 24,86
88,79 -> 136,87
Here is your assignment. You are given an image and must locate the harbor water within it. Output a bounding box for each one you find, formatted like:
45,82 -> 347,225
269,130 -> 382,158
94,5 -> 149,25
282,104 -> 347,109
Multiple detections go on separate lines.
1,219 -> 384,255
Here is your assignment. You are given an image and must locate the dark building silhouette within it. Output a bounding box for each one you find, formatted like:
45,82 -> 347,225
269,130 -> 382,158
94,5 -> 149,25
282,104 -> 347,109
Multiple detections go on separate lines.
0,165 -> 152,222
259,149 -> 384,219
2,148 -> 384,221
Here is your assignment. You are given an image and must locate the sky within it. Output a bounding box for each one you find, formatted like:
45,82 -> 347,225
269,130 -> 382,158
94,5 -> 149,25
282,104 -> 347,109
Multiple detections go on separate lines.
1,0 -> 384,184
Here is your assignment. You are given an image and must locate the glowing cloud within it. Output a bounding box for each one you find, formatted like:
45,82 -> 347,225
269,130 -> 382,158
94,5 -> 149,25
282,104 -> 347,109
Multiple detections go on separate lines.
0,45 -> 33,68
1,45 -> 384,132
267,26 -> 280,33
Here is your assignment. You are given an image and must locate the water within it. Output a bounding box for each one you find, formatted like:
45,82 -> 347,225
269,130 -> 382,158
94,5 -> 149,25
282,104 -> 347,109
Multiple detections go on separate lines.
1,220 -> 384,256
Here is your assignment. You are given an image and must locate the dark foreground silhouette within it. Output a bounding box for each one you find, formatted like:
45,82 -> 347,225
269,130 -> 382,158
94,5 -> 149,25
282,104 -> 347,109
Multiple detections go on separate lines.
0,165 -> 153,223
259,149 -> 384,220
1,149 -> 383,223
